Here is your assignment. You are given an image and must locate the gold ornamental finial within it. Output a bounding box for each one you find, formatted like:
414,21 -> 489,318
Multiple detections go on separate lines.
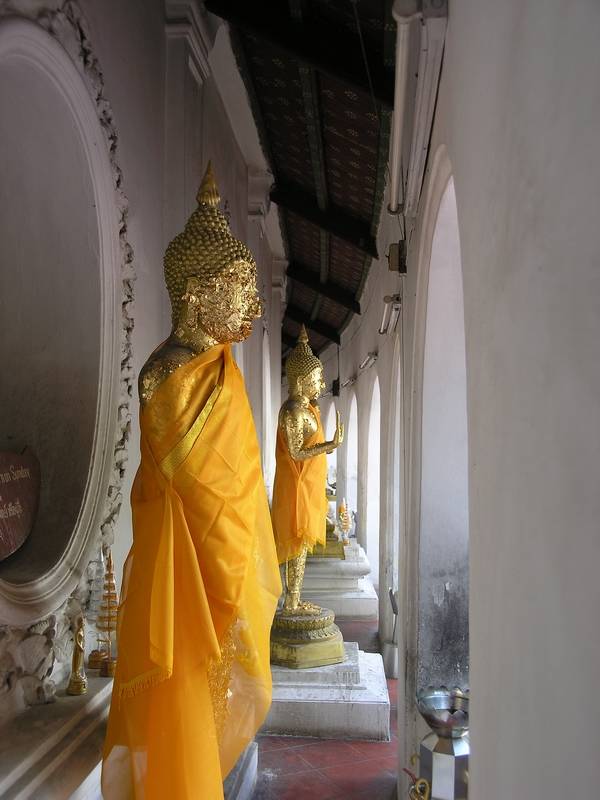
285,324 -> 323,390
298,324 -> 309,344
164,160 -> 256,327
196,160 -> 220,208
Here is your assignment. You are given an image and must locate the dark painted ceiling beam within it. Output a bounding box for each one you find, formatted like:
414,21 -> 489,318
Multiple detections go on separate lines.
271,182 -> 378,260
204,0 -> 394,108
285,304 -> 341,345
282,332 -> 297,350
287,263 -> 361,315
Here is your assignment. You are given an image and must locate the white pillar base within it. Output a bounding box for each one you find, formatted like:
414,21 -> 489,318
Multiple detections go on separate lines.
263,642 -> 390,741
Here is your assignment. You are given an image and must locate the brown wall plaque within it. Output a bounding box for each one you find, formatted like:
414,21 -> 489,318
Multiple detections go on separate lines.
0,450 -> 40,561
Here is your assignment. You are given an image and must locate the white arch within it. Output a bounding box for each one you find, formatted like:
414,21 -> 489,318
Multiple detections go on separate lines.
365,377 -> 381,588
400,144 -> 463,789
418,174 -> 469,690
345,391 -> 359,529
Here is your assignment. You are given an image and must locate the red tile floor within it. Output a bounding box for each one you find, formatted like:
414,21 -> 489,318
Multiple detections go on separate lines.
253,619 -> 399,800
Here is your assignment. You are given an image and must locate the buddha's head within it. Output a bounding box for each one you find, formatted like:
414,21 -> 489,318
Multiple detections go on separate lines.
164,162 -> 261,345
285,326 -> 326,401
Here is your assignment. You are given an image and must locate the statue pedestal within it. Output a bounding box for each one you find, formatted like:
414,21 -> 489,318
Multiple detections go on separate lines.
270,607 -> 345,669
263,642 -> 390,741
304,542 -> 378,619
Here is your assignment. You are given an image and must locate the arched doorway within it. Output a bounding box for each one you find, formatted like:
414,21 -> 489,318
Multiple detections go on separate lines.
365,378 -> 381,588
418,175 -> 469,692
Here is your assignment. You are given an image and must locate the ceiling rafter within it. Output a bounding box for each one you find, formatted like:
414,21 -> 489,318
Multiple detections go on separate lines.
287,263 -> 361,315
286,304 -> 341,345
282,332 -> 297,350
204,0 -> 394,108
290,0 -> 329,325
270,182 -> 378,260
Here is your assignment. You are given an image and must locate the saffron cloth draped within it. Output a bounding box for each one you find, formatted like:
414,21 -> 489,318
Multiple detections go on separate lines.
271,404 -> 328,564
102,344 -> 281,800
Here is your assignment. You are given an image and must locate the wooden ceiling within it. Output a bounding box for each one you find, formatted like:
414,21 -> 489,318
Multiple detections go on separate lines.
205,0 -> 394,353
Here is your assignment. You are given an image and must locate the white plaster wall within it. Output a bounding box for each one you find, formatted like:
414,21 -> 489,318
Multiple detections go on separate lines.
327,2 -> 600,797
78,0 -> 170,585
430,3 -> 600,796
323,8 -> 600,797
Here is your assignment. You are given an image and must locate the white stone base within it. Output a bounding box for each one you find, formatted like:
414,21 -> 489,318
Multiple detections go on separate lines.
263,642 -> 390,741
304,543 -> 378,619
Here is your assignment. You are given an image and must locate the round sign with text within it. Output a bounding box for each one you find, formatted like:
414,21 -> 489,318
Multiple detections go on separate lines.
0,450 -> 41,561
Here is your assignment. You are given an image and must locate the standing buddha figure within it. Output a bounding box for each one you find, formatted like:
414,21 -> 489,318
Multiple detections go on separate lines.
101,163 -> 281,800
270,327 -> 346,669
271,326 -> 343,612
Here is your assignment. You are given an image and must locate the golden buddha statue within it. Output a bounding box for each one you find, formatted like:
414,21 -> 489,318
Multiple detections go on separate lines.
102,163 -> 281,800
270,326 -> 346,668
67,615 -> 87,696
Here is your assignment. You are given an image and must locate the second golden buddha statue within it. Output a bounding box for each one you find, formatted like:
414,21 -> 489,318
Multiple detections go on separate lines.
270,326 -> 346,668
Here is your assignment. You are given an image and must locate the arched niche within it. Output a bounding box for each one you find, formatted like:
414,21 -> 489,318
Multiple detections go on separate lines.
418,174 -> 469,691
0,19 -> 122,625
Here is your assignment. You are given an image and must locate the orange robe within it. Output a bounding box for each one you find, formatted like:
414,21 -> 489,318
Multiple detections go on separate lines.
271,404 -> 328,564
102,344 -> 281,800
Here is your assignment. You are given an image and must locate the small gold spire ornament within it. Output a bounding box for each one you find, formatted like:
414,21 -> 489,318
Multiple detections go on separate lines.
98,549 -> 118,678
338,499 -> 351,544
67,616 -> 88,696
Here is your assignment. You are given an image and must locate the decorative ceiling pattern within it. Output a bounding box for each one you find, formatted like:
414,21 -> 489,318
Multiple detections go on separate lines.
205,0 -> 394,353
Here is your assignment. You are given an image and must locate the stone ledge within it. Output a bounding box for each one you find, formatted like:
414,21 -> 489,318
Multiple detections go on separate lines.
0,676 -> 112,800
0,675 -> 259,800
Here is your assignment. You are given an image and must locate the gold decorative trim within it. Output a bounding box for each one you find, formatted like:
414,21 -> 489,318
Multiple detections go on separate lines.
160,382 -> 223,479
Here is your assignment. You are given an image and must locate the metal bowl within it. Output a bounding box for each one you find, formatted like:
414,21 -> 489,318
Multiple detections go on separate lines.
416,687 -> 470,738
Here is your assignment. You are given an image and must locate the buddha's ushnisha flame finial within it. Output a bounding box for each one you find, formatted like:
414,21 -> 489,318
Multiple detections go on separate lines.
164,160 -> 256,327
196,160 -> 220,208
285,323 -> 324,389
298,324 -> 309,345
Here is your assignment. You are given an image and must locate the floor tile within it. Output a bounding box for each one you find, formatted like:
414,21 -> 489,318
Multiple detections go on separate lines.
320,756 -> 397,794
259,747 -> 313,776
296,739 -> 364,769
350,737 -> 399,758
255,768 -> 344,800
257,734 -> 317,752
